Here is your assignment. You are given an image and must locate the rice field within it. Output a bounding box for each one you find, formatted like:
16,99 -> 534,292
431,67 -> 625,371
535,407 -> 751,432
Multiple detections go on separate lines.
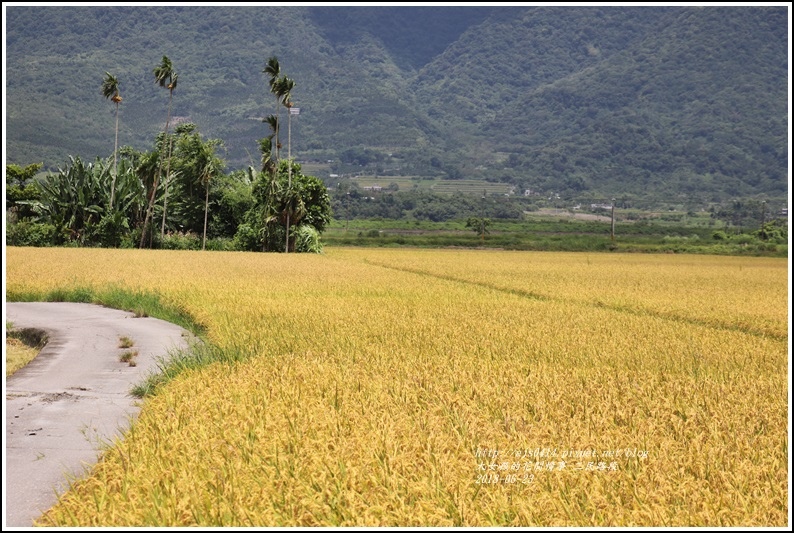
4,246 -> 789,526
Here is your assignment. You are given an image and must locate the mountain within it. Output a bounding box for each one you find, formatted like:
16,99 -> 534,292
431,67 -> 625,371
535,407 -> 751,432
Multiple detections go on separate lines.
4,5 -> 789,203
478,7 -> 789,201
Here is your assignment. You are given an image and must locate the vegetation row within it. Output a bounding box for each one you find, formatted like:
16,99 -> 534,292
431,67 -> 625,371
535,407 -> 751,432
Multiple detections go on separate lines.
6,56 -> 330,254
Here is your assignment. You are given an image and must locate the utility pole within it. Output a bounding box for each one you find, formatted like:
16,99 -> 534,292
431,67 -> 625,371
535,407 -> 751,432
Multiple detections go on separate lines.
611,198 -> 616,241
481,189 -> 486,243
761,200 -> 767,227
285,106 -> 299,253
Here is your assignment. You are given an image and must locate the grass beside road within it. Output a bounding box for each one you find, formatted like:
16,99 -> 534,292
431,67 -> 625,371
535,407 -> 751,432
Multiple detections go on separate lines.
5,323 -> 47,376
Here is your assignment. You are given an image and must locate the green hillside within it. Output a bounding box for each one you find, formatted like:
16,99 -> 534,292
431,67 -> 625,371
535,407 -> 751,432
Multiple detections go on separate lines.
479,7 -> 788,202
4,5 -> 788,204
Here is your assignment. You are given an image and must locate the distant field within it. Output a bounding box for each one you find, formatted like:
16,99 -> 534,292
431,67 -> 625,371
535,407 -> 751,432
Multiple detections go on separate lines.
350,176 -> 513,195
297,162 -> 332,177
6,247 -> 788,526
526,208 -> 613,222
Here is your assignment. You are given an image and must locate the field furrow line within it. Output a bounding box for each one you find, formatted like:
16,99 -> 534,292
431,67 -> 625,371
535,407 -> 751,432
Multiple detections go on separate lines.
363,260 -> 786,342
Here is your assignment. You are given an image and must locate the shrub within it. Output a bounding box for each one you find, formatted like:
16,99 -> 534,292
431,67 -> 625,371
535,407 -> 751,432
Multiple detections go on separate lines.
294,225 -> 323,253
232,223 -> 261,252
126,227 -> 163,250
730,234 -> 758,245
6,222 -> 57,247
161,232 -> 201,250
91,212 -> 130,248
204,238 -> 235,252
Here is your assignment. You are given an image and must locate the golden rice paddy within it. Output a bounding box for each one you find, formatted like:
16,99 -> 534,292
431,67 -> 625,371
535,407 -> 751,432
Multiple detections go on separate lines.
4,247 -> 789,526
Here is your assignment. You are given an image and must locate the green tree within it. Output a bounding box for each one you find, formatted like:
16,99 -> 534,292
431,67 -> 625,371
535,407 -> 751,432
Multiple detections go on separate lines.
166,126 -> 226,248
101,72 -> 122,209
197,141 -> 224,250
210,169 -> 255,239
466,216 -> 491,242
753,219 -> 787,243
253,137 -> 282,251
292,165 -> 332,234
6,162 -> 43,222
127,145 -> 161,234
246,159 -> 331,253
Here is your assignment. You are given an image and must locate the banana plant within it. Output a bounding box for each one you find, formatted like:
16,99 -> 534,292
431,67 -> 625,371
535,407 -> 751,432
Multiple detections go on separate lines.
24,155 -> 147,246
29,156 -> 108,242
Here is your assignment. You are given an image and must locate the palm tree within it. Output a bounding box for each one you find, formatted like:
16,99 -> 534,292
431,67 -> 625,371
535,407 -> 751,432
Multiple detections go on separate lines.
138,137 -> 165,248
140,56 -> 178,248
262,56 -> 281,159
159,68 -> 179,239
153,56 -> 178,241
256,136 -> 281,251
274,76 -> 295,121
262,114 -> 279,168
276,76 -> 296,252
198,143 -> 223,251
101,72 -> 122,209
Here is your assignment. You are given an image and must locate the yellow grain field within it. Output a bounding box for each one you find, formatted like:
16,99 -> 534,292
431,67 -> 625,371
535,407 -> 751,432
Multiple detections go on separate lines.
4,247 -> 789,526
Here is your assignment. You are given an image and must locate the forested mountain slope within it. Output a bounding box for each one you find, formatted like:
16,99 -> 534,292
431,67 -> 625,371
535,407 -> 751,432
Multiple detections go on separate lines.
4,5 -> 788,202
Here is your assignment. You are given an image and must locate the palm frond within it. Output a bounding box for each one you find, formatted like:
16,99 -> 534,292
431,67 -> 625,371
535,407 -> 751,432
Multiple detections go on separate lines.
153,56 -> 173,88
101,72 -> 120,100
263,56 -> 280,89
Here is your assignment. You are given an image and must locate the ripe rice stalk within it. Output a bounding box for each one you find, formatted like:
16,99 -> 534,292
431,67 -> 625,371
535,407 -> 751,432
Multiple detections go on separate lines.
6,247 -> 786,527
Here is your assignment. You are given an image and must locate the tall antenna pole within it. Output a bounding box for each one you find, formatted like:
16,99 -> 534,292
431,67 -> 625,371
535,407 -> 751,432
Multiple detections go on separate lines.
285,106 -> 300,253
611,198 -> 616,241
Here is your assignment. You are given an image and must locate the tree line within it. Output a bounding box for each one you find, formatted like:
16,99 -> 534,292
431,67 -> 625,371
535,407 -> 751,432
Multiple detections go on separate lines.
6,56 -> 331,253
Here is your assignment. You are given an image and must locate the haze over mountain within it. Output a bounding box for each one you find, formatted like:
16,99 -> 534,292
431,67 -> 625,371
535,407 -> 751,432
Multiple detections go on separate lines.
4,5 -> 789,203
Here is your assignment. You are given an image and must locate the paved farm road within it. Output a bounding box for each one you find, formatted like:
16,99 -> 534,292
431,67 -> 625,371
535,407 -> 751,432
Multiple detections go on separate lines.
4,302 -> 194,527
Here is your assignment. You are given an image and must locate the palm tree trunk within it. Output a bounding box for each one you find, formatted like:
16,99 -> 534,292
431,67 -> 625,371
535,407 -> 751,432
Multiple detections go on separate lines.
160,90 -> 174,238
285,213 -> 290,253
110,101 -> 119,209
275,96 -> 281,161
140,91 -> 172,248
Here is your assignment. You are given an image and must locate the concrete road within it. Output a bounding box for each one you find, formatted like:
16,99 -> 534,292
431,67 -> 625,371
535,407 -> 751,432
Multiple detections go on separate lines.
4,302 -> 195,527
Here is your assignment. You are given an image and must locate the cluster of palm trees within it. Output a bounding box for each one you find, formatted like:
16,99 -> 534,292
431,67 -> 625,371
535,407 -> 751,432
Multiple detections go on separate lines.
96,55 -> 321,253
102,56 -> 224,250
138,55 -> 180,248
261,56 -> 302,253
13,54 -> 331,252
